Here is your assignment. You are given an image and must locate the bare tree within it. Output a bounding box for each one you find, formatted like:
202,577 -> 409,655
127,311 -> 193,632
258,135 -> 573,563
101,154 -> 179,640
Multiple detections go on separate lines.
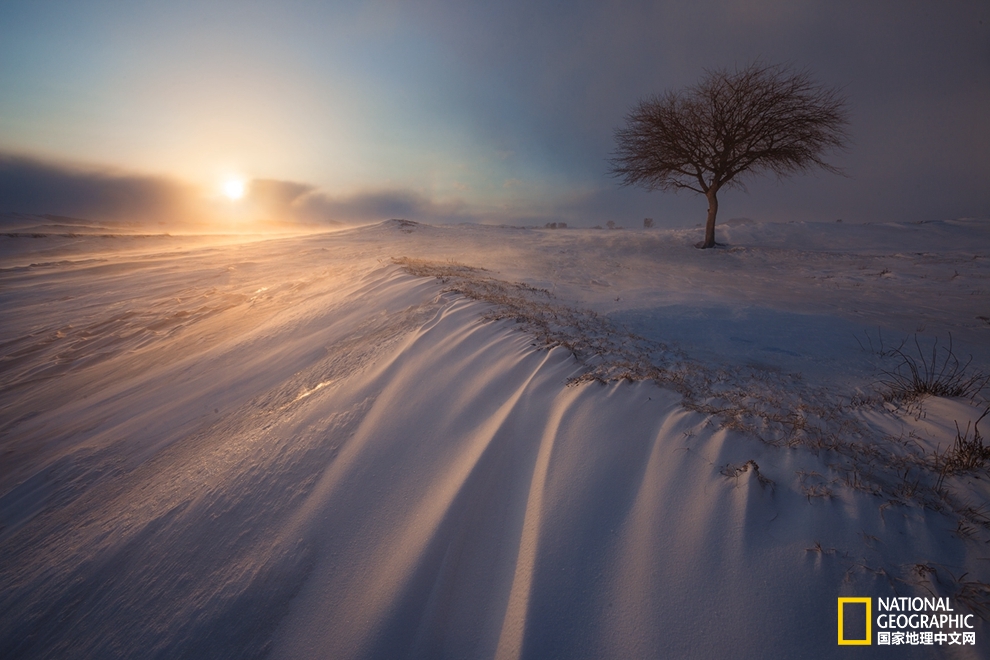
610,63 -> 849,248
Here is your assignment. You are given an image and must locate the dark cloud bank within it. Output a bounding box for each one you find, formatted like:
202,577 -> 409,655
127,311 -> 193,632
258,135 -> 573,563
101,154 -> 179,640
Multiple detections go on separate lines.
0,153 -> 494,230
0,153 -> 610,230
0,153 -> 201,228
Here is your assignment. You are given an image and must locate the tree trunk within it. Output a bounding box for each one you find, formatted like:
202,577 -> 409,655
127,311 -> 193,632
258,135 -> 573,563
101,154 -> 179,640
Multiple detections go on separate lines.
697,189 -> 719,249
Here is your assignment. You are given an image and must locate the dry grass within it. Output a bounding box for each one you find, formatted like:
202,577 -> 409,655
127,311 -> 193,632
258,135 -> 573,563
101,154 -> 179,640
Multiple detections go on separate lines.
394,256 -> 679,381
934,408 -> 990,492
806,541 -> 837,555
876,333 -> 989,402
955,578 -> 990,620
720,459 -> 775,491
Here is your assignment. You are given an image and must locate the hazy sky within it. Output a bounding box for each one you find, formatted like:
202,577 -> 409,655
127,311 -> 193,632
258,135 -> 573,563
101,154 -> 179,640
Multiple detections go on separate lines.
1,0 -> 987,227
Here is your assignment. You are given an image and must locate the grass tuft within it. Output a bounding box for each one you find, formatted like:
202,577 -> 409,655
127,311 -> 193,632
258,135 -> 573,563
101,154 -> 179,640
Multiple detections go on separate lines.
934,408 -> 990,493
877,334 -> 989,402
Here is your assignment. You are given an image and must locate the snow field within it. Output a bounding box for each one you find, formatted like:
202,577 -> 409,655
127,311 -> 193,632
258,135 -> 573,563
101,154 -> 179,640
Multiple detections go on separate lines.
2,217 -> 989,658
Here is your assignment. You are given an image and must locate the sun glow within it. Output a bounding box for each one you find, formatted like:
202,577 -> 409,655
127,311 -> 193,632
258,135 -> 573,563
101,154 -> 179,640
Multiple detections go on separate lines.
223,179 -> 246,201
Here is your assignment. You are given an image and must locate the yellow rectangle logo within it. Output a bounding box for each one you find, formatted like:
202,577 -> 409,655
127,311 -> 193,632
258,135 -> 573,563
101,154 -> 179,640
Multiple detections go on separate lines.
838,598 -> 872,645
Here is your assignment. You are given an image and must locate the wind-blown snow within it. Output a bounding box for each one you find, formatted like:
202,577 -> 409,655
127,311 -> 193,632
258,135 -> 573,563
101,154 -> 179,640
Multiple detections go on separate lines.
1,217 -> 989,658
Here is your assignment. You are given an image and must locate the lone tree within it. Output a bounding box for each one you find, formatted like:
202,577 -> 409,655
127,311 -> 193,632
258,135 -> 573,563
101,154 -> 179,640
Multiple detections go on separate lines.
610,63 -> 849,248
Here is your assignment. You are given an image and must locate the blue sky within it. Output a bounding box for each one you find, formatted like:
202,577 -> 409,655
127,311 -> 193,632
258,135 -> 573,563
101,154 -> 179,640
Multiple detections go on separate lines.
1,0 -> 987,227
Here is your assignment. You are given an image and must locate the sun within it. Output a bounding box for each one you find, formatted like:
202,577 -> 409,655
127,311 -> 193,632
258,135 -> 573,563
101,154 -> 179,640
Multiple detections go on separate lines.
223,179 -> 246,201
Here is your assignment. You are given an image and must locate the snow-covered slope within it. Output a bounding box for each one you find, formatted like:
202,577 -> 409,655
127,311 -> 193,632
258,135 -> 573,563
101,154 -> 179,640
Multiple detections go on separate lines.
1,218 -> 988,658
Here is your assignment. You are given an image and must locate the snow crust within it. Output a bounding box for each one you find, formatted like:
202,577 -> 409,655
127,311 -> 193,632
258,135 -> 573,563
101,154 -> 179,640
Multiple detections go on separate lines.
2,217 -> 989,658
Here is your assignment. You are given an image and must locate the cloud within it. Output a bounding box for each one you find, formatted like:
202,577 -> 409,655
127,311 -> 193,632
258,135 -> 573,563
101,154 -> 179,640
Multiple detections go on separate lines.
0,154 -> 483,229
249,179 -> 481,225
0,152 -> 202,227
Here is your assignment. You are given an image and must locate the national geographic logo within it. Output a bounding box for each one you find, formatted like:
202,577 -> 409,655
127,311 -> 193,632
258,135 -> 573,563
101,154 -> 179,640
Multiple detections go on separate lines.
837,598 -> 871,645
838,597 -> 977,646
